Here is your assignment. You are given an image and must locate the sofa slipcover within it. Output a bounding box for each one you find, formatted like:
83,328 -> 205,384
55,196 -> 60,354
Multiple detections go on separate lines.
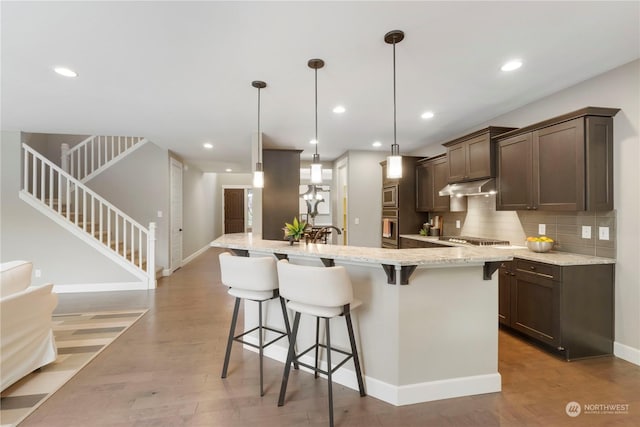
1,261 -> 58,391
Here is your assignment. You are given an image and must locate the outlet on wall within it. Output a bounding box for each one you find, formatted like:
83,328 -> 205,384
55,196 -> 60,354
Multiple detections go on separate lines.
538,224 -> 546,235
599,226 -> 610,240
34,269 -> 42,278
456,220 -> 461,229
581,225 -> 592,239
354,217 -> 360,225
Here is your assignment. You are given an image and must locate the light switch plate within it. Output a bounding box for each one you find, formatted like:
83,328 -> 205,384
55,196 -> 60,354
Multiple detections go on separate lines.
538,224 -> 546,235
35,269 -> 41,278
157,210 -> 163,218
354,217 -> 359,225
456,220 -> 461,229
581,225 -> 591,239
599,226 -> 609,240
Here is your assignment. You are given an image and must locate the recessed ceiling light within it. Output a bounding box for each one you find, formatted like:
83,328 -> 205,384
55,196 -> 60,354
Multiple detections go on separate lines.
421,111 -> 435,119
54,67 -> 78,77
333,105 -> 346,114
203,143 -> 213,149
372,141 -> 382,148
310,139 -> 318,145
501,60 -> 522,72
225,168 -> 232,172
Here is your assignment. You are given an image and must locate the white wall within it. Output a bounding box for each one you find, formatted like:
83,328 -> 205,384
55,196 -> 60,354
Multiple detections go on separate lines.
182,164 -> 216,258
413,59 -> 640,361
1,131 -> 137,286
85,142 -> 170,271
343,150 -> 387,247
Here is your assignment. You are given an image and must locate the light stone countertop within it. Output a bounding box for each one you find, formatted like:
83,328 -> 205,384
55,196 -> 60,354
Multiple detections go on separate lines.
211,233 -> 511,267
400,234 -> 616,266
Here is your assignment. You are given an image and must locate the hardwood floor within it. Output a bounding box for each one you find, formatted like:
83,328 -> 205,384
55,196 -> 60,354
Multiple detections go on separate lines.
22,248 -> 639,426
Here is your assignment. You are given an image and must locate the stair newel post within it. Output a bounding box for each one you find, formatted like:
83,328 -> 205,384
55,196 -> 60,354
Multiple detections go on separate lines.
148,222 -> 157,289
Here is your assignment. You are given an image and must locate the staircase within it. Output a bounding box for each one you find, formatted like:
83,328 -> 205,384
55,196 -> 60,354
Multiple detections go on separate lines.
62,135 -> 146,182
20,140 -> 156,289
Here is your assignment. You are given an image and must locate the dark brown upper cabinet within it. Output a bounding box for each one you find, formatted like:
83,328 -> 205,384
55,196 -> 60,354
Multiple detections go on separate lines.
416,154 -> 450,212
443,127 -> 516,183
496,107 -> 619,211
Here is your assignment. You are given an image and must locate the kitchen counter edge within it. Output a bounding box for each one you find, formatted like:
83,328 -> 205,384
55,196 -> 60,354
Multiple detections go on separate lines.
400,234 -> 616,266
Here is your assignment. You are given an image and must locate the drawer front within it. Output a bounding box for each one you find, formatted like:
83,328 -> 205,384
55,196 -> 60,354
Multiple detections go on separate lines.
515,259 -> 559,279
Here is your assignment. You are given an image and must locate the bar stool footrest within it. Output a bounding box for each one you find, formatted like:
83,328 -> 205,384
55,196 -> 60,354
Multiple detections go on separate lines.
233,326 -> 288,349
295,343 -> 354,376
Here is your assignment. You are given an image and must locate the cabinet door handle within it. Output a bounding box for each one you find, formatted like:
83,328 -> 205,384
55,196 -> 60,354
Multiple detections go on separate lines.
530,266 -> 536,271
526,206 -> 531,210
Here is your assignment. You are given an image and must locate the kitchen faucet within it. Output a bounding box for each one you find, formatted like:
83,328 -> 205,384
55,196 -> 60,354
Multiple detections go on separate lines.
311,226 -> 342,244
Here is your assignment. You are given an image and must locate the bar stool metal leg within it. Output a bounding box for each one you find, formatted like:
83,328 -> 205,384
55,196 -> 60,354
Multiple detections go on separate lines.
345,312 -> 366,396
258,301 -> 264,396
221,297 -> 241,378
314,317 -> 320,379
325,317 -> 334,427
279,297 -> 299,370
278,312 -> 301,407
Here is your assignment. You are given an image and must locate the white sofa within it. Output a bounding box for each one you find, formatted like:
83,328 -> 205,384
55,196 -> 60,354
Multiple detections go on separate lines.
1,260 -> 58,391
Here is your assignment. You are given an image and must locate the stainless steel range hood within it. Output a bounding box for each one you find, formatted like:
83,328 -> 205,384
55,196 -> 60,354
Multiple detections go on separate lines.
438,178 -> 497,197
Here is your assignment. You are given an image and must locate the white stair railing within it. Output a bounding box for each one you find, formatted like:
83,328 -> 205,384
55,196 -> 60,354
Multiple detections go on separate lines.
22,143 -> 156,288
61,135 -> 146,182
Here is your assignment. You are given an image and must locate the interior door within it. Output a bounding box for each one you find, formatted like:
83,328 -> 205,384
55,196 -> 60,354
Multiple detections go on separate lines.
170,157 -> 183,273
224,188 -> 245,233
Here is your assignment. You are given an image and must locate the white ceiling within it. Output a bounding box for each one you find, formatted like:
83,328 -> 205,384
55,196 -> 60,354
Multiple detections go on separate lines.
2,1 -> 639,173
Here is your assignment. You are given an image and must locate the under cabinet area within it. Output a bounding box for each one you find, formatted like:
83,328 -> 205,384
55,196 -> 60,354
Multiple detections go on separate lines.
496,107 -> 619,211
499,258 -> 614,360
416,154 -> 450,212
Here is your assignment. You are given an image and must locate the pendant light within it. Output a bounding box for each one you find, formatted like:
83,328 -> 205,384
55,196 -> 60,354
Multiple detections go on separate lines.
252,80 -> 266,188
308,58 -> 324,184
385,30 -> 404,179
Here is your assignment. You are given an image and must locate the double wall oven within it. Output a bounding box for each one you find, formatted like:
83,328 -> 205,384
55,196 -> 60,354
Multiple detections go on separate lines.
382,184 -> 399,248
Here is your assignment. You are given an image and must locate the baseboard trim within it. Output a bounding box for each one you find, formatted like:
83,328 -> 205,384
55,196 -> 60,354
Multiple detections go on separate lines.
614,341 -> 640,366
162,244 -> 211,277
53,282 -> 148,293
182,244 -> 211,266
242,337 -> 501,406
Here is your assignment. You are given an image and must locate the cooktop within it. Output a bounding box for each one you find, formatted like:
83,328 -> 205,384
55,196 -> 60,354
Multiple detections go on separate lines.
438,236 -> 510,246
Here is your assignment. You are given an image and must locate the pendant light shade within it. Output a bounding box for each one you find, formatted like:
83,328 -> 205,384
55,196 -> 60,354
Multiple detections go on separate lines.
385,30 -> 405,179
252,80 -> 266,188
308,58 -> 325,184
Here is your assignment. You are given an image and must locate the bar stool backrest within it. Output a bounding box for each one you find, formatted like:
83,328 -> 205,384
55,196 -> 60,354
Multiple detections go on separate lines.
277,260 -> 353,308
219,253 -> 278,291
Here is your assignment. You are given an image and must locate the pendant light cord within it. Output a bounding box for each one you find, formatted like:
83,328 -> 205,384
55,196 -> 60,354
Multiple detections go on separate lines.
257,87 -> 261,163
314,67 -> 318,156
393,40 -> 397,150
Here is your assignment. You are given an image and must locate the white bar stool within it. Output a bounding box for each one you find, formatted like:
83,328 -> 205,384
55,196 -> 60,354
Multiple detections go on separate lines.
276,259 -> 366,427
219,252 -> 296,396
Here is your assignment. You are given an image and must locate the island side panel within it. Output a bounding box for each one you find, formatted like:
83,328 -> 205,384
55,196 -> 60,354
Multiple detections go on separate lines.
397,265 -> 500,403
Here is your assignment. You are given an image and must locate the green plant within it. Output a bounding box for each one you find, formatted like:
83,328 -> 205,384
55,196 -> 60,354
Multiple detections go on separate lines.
283,217 -> 308,241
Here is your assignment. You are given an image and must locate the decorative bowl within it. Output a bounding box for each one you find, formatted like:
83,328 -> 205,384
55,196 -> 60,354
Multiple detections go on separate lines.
526,240 -> 554,253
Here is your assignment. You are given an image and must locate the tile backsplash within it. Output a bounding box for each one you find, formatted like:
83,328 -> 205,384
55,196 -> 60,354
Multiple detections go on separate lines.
441,194 -> 616,258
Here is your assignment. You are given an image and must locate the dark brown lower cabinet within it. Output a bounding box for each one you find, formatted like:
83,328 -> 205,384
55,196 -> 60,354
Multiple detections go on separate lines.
498,262 -> 514,327
499,258 -> 614,360
399,237 -> 447,249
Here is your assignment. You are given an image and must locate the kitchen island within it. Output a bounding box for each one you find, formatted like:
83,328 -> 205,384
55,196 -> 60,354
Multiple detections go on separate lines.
211,233 -> 512,406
